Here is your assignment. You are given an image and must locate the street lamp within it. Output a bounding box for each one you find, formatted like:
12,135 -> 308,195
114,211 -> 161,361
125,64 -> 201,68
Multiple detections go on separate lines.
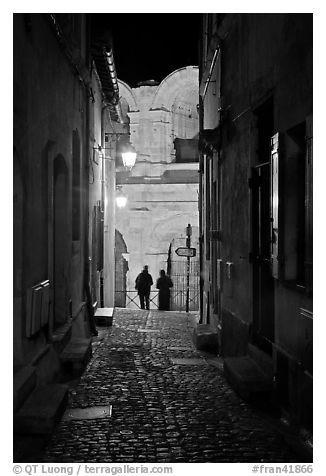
93,134 -> 137,169
120,143 -> 137,168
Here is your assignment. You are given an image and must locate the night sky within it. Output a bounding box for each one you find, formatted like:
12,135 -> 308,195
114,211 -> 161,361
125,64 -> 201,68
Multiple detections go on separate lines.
92,13 -> 201,87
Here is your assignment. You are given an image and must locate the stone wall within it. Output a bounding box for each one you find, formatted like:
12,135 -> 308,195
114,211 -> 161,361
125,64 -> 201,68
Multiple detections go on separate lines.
115,68 -> 200,308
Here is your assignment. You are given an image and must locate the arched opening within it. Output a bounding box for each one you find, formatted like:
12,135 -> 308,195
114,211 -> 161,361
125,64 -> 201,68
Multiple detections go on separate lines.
53,155 -> 69,327
171,88 -> 199,163
13,151 -> 25,365
72,129 -> 81,241
91,201 -> 104,307
115,229 -> 128,307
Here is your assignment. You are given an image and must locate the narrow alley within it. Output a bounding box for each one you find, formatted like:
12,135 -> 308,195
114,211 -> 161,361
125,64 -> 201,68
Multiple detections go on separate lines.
26,309 -> 309,464
13,13 -> 313,466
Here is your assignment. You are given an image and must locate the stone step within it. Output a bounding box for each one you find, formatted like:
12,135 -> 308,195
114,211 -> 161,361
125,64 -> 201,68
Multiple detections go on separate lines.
223,355 -> 273,399
14,383 -> 68,434
248,343 -> 274,379
192,324 -> 219,352
60,338 -> 92,377
13,366 -> 37,412
95,307 -> 114,326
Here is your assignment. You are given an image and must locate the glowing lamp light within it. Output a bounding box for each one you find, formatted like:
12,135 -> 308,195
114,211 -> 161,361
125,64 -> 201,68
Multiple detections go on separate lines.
122,151 -> 137,168
121,144 -> 137,168
116,195 -> 127,208
115,186 -> 127,208
93,138 -> 137,169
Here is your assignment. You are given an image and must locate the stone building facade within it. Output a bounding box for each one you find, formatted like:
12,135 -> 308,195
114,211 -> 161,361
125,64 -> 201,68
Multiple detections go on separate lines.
198,14 -> 313,434
13,14 -> 120,427
115,67 -> 200,309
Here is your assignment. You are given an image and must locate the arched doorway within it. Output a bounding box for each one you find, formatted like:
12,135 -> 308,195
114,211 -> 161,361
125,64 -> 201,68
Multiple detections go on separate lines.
53,155 -> 69,327
13,151 -> 24,365
72,130 -> 81,241
115,229 -> 128,307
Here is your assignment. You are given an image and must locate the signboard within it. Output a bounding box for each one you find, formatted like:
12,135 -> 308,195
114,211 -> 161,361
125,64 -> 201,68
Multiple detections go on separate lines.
175,247 -> 196,258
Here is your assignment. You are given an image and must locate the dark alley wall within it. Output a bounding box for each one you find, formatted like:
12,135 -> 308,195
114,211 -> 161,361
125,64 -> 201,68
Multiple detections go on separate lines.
14,14 -> 88,368
199,13 -> 312,431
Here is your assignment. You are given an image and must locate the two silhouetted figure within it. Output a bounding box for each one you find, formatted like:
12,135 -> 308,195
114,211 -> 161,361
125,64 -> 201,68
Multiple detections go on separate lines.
135,266 -> 173,311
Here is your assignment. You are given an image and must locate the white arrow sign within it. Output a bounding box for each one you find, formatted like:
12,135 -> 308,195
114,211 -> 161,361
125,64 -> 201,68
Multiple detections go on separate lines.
175,247 -> 196,257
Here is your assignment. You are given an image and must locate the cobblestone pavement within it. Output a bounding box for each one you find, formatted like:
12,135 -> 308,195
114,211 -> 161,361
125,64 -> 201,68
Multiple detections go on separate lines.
43,309 -> 307,463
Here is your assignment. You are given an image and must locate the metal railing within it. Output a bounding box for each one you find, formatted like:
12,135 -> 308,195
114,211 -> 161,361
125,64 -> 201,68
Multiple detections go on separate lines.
115,290 -> 199,312
170,289 -> 199,312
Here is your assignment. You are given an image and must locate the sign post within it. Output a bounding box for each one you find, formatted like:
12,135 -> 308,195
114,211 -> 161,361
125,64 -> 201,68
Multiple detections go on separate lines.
174,224 -> 195,312
186,224 -> 192,313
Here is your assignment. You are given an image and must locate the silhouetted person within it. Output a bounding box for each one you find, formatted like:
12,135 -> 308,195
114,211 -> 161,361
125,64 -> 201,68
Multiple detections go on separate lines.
156,269 -> 173,311
135,265 -> 153,310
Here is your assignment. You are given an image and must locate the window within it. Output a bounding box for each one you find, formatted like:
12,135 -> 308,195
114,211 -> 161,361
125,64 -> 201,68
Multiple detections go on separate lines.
174,138 -> 199,163
278,116 -> 313,290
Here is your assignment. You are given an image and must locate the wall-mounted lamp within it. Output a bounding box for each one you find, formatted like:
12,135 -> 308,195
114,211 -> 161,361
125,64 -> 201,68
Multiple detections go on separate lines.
120,143 -> 137,168
92,145 -> 105,163
93,137 -> 137,169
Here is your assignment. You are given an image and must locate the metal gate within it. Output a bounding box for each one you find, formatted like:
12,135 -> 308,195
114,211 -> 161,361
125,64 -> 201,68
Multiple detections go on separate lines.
115,259 -> 199,312
164,259 -> 200,312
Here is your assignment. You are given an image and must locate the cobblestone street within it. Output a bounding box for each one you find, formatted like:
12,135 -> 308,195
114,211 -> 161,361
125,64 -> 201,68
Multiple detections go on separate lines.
41,308 -> 307,463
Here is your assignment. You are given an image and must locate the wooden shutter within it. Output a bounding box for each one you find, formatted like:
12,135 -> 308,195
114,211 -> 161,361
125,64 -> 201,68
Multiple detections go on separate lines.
305,115 -> 313,290
271,133 -> 280,279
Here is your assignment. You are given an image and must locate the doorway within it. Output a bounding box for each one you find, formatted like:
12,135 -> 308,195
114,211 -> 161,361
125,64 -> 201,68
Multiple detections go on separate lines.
115,229 -> 128,307
251,97 -> 275,354
251,163 -> 275,354
53,156 -> 69,327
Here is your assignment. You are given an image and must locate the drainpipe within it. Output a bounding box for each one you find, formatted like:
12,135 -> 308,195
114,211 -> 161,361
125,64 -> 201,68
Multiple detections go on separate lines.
83,19 -> 96,335
101,104 -> 117,308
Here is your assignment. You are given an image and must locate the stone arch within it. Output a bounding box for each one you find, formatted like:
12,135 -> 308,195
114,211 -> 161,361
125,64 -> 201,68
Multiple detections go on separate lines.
150,66 -> 199,111
72,129 -> 81,240
41,141 -> 56,272
171,89 -> 199,141
150,67 -> 199,161
52,154 -> 69,327
118,79 -> 139,112
13,149 -> 25,299
13,147 -> 25,364
151,212 -> 199,246
115,229 -> 129,307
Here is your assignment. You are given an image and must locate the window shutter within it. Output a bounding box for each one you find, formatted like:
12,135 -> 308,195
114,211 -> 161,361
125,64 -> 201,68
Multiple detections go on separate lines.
271,133 -> 280,279
305,115 -> 313,290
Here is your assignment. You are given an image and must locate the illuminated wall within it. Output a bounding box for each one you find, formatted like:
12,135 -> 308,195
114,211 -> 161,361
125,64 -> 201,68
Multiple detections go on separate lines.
115,67 -> 200,307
